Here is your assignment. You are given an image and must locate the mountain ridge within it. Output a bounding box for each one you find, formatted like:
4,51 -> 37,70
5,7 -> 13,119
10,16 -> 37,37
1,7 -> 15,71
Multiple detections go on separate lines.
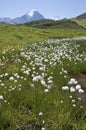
71,12 -> 86,28
23,19 -> 84,30
76,12 -> 86,20
0,10 -> 86,27
0,9 -> 45,24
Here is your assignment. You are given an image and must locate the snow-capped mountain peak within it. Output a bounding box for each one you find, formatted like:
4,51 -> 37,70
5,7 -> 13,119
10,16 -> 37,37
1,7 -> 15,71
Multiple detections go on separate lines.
27,9 -> 37,17
0,9 -> 45,24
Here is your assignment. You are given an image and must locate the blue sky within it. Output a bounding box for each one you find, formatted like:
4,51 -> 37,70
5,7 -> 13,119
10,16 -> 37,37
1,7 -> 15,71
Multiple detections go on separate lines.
0,0 -> 86,18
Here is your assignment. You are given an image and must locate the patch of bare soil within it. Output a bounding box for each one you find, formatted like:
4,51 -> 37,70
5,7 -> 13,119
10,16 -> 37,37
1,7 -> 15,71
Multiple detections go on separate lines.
23,123 -> 40,130
72,74 -> 86,86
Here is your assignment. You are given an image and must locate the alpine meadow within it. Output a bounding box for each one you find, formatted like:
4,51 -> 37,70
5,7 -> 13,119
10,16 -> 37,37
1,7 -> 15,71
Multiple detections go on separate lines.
0,9 -> 86,130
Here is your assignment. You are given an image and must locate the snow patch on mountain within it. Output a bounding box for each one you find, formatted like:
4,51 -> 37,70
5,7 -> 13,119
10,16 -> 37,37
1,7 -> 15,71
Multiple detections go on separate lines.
27,9 -> 37,17
51,16 -> 60,21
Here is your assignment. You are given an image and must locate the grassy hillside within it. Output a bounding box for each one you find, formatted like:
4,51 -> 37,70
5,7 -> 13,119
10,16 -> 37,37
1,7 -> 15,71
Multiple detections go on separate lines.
72,13 -> 86,28
0,22 -> 86,130
24,19 -> 84,29
0,22 -> 86,51
77,13 -> 86,19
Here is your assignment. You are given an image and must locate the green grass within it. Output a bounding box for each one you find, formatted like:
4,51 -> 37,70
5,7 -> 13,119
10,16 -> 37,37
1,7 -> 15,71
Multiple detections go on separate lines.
71,12 -> 86,28
0,23 -> 86,129
24,19 -> 84,29
72,18 -> 86,28
0,23 -> 86,51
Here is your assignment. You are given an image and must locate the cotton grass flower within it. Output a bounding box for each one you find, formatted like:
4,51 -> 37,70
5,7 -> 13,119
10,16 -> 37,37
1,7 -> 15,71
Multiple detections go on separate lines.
48,79 -> 53,84
44,89 -> 49,93
39,112 -> 43,116
9,76 -> 14,81
41,80 -> 46,86
1,83 -> 5,87
68,78 -> 78,85
72,100 -> 75,103
4,73 -> 8,76
0,95 -> 3,100
62,86 -> 69,91
70,87 -> 76,92
69,95 -> 72,99
78,97 -> 81,100
73,104 -> 76,107
41,127 -> 45,130
78,88 -> 84,93
60,100 -> 63,103
42,120 -> 45,124
75,85 -> 81,90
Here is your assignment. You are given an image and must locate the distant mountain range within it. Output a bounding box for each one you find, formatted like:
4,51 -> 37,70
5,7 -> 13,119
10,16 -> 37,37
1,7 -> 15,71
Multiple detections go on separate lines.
0,9 -> 45,24
0,9 -> 86,28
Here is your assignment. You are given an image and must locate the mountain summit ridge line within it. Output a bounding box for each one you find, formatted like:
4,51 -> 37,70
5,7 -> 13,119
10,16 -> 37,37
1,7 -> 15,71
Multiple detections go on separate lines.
0,9 -> 45,24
